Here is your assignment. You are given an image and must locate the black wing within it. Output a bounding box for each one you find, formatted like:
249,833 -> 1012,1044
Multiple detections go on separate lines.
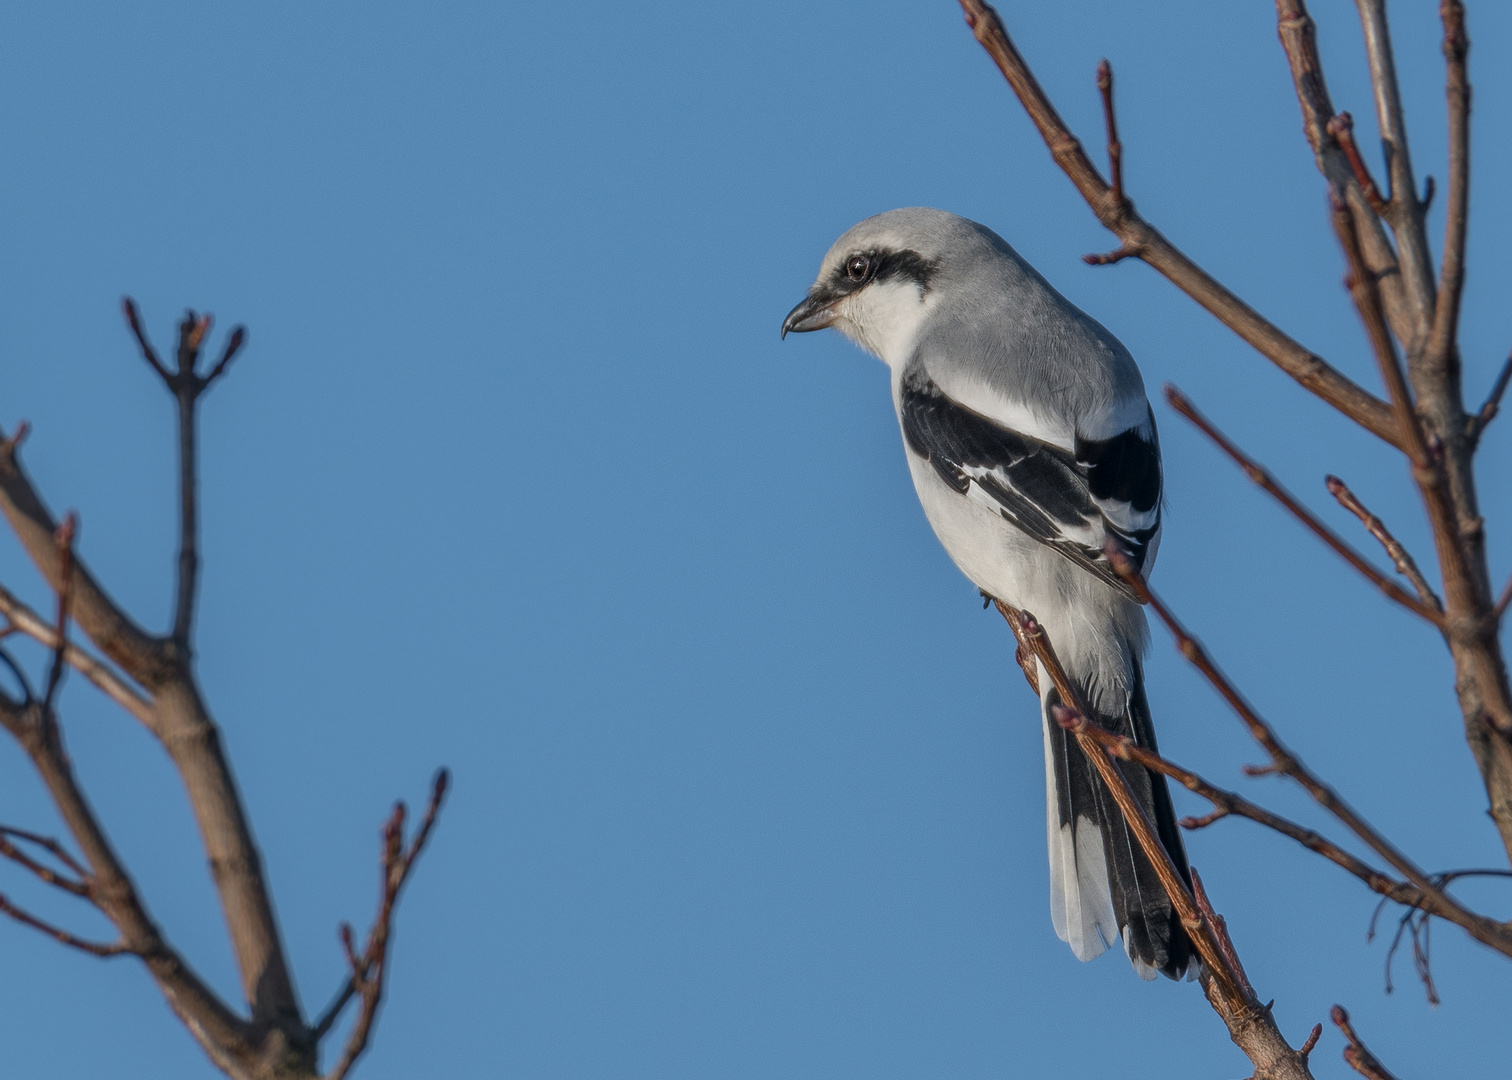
899,369 -> 1159,597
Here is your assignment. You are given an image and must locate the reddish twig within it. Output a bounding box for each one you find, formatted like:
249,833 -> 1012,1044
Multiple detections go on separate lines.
0,825 -> 91,897
0,583 -> 152,725
1495,574 -> 1512,621
0,891 -> 129,958
1190,867 -> 1254,999
41,514 -> 77,714
1426,0 -> 1469,379
1012,608 -> 1251,1008
1325,113 -> 1388,214
1103,542 -> 1512,958
319,769 -> 450,1079
1331,1005 -> 1401,1080
1164,386 -> 1443,625
1469,351 -> 1511,445
957,0 -> 1400,447
121,298 -> 170,382
1325,475 -> 1441,611
203,326 -> 246,387
1095,59 -> 1123,208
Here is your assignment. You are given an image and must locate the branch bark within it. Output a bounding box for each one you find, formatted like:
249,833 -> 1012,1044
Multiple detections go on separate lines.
955,0 -> 1402,448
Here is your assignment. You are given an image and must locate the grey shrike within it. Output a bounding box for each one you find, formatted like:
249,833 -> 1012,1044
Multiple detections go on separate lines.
782,207 -> 1191,980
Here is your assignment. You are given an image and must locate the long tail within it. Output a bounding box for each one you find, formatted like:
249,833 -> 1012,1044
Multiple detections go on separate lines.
1040,654 -> 1193,980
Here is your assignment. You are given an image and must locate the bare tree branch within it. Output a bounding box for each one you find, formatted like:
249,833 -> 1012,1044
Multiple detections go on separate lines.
0,824 -> 91,897
1351,0 -> 1437,346
0,582 -> 152,724
0,891 -> 131,957
322,770 -> 449,1080
41,514 -> 76,714
1325,476 -> 1440,611
1468,350 -> 1510,445
0,423 -> 165,688
1273,0 -> 1416,348
1325,113 -> 1388,216
1164,386 -> 1443,625
1331,1004 -> 1402,1080
1103,543 -> 1512,957
956,0 -> 1402,447
1426,0 -> 1470,378
0,687 -> 255,1074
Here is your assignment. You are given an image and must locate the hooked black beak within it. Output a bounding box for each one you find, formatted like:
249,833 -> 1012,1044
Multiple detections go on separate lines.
781,291 -> 838,339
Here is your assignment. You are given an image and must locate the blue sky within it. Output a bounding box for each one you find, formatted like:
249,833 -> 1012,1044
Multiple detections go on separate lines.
0,1 -> 1509,1077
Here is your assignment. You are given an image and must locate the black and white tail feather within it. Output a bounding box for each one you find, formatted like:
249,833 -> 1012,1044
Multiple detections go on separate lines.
1040,657 -> 1192,980
784,208 -> 1195,980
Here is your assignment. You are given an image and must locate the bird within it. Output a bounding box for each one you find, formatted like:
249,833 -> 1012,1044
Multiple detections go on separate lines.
782,207 -> 1191,980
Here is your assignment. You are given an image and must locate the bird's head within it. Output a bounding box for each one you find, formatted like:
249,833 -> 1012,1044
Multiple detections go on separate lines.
783,208 -> 989,366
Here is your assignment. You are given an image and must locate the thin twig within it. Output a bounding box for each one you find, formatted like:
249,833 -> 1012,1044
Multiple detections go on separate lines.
1011,607 -> 1252,1008
1095,59 -> 1122,208
1325,475 -> 1441,610
1469,351 -> 1511,445
1274,0 -> 1415,348
1426,0 -> 1469,377
203,327 -> 247,388
0,891 -> 130,957
121,298 -> 170,382
1332,1005 -> 1402,1080
1164,386 -> 1442,624
323,769 -> 450,1080
957,0 -> 1401,447
1495,574 -> 1512,621
1352,0 -> 1436,340
1325,113 -> 1388,215
1103,542 -> 1512,957
41,514 -> 76,714
0,825 -> 91,896
0,583 -> 152,724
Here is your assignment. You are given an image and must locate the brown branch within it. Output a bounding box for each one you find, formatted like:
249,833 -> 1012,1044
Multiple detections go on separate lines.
1007,608 -> 1251,1007
204,326 -> 247,388
1352,0 -> 1437,344
0,583 -> 153,725
0,825 -> 91,897
1331,1005 -> 1401,1080
1468,351 -> 1511,445
1190,868 -> 1254,1001
122,298 -> 170,382
1494,574 -> 1512,622
41,514 -> 76,713
0,688 -> 254,1074
0,891 -> 131,957
0,422 -> 164,689
1164,386 -> 1443,625
1104,544 -> 1512,957
1095,59 -> 1122,208
1325,113 -> 1387,215
1325,475 -> 1441,611
1274,0 -> 1417,349
1062,689 -> 1508,954
1426,0 -> 1470,379
958,0 -> 1402,447
322,769 -> 449,1080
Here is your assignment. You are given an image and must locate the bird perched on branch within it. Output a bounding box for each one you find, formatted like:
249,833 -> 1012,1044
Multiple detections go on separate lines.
782,208 -> 1191,980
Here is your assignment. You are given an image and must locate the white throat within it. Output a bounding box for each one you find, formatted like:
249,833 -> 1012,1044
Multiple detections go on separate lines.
833,279 -> 935,368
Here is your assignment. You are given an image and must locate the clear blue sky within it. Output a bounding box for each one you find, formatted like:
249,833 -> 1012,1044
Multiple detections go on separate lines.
1,2 -> 1509,1077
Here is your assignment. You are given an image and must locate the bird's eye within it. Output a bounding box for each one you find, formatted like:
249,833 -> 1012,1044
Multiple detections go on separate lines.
845,255 -> 871,281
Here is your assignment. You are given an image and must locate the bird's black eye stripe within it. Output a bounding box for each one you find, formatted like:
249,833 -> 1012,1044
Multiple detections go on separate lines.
832,248 -> 938,294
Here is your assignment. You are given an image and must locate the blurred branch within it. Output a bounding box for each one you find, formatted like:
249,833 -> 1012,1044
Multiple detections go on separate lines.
1331,1005 -> 1402,1080
322,770 -> 450,1080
